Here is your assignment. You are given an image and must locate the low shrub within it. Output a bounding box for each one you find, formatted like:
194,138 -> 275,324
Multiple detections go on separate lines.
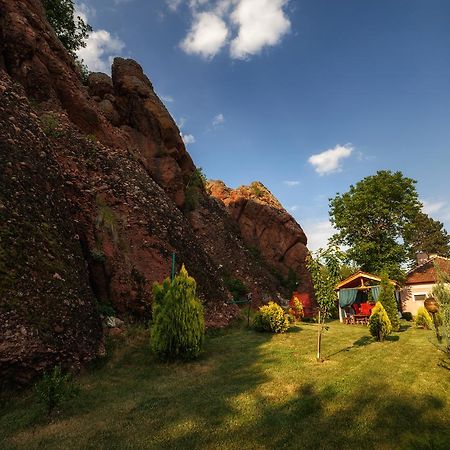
369,302 -> 392,341
151,265 -> 205,361
288,297 -> 304,321
253,301 -> 290,333
41,113 -> 62,138
402,312 -> 413,321
34,365 -> 78,415
223,276 -> 248,300
415,307 -> 433,329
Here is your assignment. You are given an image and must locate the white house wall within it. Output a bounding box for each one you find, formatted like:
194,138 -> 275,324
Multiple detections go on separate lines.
401,283 -> 435,315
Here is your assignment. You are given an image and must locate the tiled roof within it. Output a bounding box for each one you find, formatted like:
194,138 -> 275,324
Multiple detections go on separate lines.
406,256 -> 450,284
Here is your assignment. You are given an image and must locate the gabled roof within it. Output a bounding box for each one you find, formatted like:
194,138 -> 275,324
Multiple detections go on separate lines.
336,271 -> 381,290
336,271 -> 398,290
406,256 -> 450,285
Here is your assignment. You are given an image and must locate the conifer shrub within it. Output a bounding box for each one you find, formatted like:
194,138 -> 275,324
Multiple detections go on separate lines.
369,302 -> 392,341
253,301 -> 290,333
34,365 -> 78,415
415,306 -> 433,329
378,274 -> 400,331
151,265 -> 205,361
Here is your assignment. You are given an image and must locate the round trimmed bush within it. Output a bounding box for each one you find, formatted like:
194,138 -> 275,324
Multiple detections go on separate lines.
151,265 -> 205,361
369,302 -> 392,341
253,301 -> 290,333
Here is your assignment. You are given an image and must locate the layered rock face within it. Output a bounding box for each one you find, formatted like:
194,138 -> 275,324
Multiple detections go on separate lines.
208,181 -> 314,297
0,0 -> 313,385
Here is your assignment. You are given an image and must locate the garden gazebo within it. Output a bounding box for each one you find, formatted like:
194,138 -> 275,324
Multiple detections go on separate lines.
336,271 -> 398,324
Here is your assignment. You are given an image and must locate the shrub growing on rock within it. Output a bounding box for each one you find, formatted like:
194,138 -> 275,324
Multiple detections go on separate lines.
415,306 -> 433,329
369,302 -> 392,341
151,265 -> 205,361
253,301 -> 290,333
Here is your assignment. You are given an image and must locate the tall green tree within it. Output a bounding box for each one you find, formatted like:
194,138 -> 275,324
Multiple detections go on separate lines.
329,170 -> 422,279
378,273 -> 400,331
307,247 -> 341,361
404,212 -> 450,260
43,0 -> 92,57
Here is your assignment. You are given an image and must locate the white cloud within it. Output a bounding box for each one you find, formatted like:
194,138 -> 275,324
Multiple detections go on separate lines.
74,2 -> 95,23
284,180 -> 300,187
174,0 -> 291,60
77,30 -> 125,72
289,205 -> 300,212
182,133 -> 196,145
308,144 -> 354,176
180,12 -> 229,59
230,0 -> 291,59
422,199 -> 445,215
302,220 -> 335,252
212,113 -> 225,126
75,3 -> 125,73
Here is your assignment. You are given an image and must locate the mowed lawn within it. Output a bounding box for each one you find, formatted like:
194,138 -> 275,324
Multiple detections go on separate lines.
1,321 -> 450,450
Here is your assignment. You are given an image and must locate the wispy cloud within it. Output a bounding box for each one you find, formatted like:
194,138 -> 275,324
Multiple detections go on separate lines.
302,219 -> 335,252
308,144 -> 354,176
212,113 -> 225,127
161,95 -> 174,103
422,199 -> 446,215
283,180 -> 300,187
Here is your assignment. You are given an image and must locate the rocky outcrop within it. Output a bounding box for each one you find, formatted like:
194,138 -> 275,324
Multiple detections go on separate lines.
0,75 -> 103,386
0,0 -> 313,386
208,181 -> 314,297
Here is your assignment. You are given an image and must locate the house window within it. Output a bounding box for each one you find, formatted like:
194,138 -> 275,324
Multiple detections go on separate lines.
414,294 -> 427,302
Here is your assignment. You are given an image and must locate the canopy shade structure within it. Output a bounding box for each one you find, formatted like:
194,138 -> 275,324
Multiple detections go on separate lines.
336,271 -> 397,291
336,271 -> 398,320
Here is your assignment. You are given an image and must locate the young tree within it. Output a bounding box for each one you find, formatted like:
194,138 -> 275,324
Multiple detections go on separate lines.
151,265 -> 205,361
378,273 -> 400,331
329,170 -> 422,279
404,212 -> 450,260
307,247 -> 341,361
42,0 -> 92,57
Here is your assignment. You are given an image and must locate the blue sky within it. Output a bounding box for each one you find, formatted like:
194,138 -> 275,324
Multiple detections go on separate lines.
75,0 -> 450,250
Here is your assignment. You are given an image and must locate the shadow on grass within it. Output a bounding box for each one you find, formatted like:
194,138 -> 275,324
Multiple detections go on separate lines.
353,335 -> 373,347
325,335 -> 373,358
2,323 -> 450,450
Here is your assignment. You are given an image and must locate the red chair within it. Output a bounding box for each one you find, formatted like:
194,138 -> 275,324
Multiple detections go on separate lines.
353,303 -> 360,315
360,303 -> 371,316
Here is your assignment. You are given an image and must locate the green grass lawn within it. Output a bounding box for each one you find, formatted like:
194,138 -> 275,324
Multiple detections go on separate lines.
1,321 -> 449,449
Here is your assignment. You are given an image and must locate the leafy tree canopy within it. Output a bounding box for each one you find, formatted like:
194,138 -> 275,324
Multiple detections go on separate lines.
329,170 -> 422,278
404,212 -> 450,260
43,0 -> 92,57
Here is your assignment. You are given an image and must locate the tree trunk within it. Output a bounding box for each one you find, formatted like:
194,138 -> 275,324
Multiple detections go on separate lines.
317,310 -> 322,361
